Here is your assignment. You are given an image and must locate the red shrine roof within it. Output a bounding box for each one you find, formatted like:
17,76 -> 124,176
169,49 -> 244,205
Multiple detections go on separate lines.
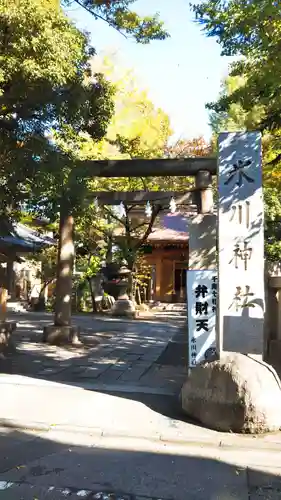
147,213 -> 189,243
113,211 -> 191,244
147,228 -> 188,242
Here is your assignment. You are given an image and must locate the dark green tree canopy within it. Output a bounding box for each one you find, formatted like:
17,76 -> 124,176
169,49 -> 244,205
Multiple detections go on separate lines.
0,0 -> 115,214
191,0 -> 277,57
192,0 -> 281,131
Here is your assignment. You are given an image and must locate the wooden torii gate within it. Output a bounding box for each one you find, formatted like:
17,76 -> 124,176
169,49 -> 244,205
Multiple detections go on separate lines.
43,132 -> 265,366
43,156 -> 217,345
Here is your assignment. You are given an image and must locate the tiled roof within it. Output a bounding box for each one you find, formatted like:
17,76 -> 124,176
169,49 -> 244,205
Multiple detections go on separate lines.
147,213 -> 189,242
147,228 -> 188,242
113,211 -> 191,243
0,220 -> 55,252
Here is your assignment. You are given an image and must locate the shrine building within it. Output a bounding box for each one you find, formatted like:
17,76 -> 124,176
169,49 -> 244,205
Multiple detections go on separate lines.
114,211 -> 190,304
142,226 -> 188,303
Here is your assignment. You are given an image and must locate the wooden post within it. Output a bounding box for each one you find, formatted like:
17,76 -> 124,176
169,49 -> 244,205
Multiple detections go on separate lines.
155,257 -> 162,300
54,208 -> 75,326
6,260 -> 14,300
195,170 -> 213,214
43,206 -> 80,345
172,260 -> 175,295
0,288 -> 7,321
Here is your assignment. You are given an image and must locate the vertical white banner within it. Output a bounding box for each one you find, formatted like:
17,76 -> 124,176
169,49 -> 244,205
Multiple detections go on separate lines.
218,132 -> 264,355
187,270 -> 217,367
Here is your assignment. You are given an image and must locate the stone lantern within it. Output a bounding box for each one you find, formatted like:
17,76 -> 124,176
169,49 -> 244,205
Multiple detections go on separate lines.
102,262 -> 130,300
102,261 -> 136,318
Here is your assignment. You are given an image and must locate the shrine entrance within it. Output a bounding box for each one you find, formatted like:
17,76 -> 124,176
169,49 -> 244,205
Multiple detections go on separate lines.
43,132 -> 265,376
43,157 -> 216,342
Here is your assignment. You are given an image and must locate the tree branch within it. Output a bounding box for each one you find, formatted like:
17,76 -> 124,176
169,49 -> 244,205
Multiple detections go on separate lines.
134,205 -> 161,251
140,177 -> 148,190
90,223 -> 113,239
267,152 -> 281,167
103,206 -> 127,227
73,0 -> 127,39
132,221 -> 150,231
124,204 -> 132,251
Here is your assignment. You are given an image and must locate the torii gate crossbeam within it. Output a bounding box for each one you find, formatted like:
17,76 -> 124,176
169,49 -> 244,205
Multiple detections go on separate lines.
78,157 -> 217,177
43,156 -> 217,345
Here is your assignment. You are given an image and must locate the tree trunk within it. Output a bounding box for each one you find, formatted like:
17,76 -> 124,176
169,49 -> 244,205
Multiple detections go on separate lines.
136,286 -> 141,305
36,279 -> 53,311
54,208 -> 75,327
39,279 -> 54,300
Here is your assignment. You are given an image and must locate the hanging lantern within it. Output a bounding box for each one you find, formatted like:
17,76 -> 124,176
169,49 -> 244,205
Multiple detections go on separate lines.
169,197 -> 177,214
94,197 -> 99,211
145,200 -> 152,217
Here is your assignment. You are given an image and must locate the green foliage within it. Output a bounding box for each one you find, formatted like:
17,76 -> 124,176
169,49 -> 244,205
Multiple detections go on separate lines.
81,59 -> 172,158
73,81 -> 214,275
191,0 -> 277,57
73,58 -> 173,195
134,252 -> 151,287
163,136 -> 212,190
37,246 -> 58,289
0,0 -> 115,216
208,76 -> 264,134
264,187 -> 281,262
191,0 -> 281,131
29,69 -> 115,219
68,60 -> 178,288
82,254 -> 104,279
207,75 -> 281,261
190,0 -> 281,261
63,0 -> 169,43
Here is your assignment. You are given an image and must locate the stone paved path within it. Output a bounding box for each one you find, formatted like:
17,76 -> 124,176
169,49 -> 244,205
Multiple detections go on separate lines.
0,312 -> 188,395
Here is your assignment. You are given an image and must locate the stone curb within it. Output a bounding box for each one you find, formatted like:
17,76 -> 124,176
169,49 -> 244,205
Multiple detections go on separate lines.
2,418 -> 281,453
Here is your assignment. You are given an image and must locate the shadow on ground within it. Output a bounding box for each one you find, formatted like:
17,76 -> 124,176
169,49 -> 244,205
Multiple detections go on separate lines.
100,390 -> 185,422
0,427 -> 280,499
0,311 -> 189,424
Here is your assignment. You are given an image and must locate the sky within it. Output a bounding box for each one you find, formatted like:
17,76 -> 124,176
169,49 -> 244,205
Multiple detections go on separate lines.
66,0 -> 235,141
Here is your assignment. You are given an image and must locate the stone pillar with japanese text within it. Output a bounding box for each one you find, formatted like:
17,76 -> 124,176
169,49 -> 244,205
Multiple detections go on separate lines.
187,213 -> 217,368
218,131 -> 264,357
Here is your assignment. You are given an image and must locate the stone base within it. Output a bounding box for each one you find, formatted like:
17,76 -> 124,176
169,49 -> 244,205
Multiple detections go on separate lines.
43,325 -> 81,346
181,352 -> 281,434
0,321 -> 17,354
111,299 -> 136,318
